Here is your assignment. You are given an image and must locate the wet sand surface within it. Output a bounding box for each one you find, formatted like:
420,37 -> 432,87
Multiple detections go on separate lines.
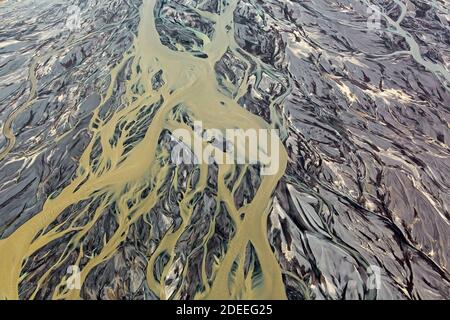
0,0 -> 449,299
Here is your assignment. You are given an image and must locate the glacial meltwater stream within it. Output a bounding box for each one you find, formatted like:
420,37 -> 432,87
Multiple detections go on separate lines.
0,0 -> 288,300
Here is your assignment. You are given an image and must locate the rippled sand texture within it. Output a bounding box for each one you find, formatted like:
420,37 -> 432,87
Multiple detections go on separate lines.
0,0 -> 449,300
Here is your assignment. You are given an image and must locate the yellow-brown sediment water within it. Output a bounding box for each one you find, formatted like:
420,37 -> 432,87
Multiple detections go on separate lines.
0,0 -> 287,300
